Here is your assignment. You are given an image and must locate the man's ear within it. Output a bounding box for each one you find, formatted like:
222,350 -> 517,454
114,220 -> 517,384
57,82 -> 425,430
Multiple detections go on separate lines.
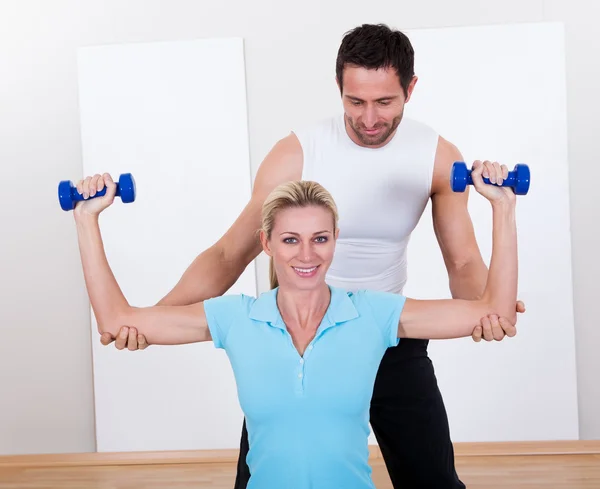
405,75 -> 418,103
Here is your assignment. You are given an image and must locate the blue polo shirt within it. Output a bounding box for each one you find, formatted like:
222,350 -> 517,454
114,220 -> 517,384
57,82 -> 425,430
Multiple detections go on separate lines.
203,285 -> 406,489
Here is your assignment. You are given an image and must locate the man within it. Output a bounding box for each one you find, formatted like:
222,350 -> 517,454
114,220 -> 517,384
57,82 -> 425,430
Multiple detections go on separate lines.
102,24 -> 524,488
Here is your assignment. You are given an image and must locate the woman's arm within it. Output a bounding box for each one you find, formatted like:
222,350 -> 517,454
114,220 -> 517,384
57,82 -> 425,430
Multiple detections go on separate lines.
119,303 -> 211,345
399,162 -> 518,340
74,180 -> 211,346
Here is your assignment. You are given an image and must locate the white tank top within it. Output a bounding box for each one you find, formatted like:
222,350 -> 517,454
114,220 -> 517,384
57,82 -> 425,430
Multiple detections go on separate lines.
294,115 -> 438,294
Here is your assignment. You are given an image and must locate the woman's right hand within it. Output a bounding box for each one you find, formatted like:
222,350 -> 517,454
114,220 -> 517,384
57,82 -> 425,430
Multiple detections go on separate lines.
470,160 -> 516,205
73,173 -> 117,219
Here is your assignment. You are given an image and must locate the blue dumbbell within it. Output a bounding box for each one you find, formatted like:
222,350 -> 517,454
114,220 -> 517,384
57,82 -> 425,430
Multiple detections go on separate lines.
58,173 -> 136,211
451,162 -> 530,195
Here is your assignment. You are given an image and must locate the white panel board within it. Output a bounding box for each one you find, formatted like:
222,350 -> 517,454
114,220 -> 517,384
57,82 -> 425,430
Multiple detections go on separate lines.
400,22 -> 578,441
77,38 -> 255,451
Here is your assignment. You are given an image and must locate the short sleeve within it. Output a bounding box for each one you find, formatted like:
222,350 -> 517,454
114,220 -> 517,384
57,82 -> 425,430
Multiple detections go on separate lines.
203,294 -> 245,349
362,290 -> 406,348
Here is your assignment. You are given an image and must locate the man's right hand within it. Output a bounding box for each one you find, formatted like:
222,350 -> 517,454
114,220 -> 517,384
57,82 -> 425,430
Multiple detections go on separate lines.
101,327 -> 149,350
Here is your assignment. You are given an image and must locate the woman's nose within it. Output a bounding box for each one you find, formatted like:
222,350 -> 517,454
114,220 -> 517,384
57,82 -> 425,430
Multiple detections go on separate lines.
299,242 -> 314,262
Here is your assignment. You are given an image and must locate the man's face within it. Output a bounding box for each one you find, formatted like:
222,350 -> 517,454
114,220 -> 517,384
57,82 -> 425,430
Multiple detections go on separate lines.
339,65 -> 417,148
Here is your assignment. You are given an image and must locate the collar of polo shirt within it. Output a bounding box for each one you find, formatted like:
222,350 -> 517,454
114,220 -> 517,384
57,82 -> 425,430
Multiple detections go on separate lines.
248,285 -> 360,330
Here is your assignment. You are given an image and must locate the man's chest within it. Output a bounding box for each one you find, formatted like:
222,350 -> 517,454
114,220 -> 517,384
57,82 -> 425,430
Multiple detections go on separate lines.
306,154 -> 431,242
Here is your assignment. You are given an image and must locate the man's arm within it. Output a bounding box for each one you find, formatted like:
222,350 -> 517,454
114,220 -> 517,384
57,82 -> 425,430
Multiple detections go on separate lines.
103,133 -> 304,349
401,163 -> 518,339
430,137 -> 523,341
430,137 -> 488,300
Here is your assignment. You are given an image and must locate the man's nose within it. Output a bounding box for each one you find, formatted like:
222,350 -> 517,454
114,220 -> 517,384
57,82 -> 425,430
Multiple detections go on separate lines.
363,106 -> 377,128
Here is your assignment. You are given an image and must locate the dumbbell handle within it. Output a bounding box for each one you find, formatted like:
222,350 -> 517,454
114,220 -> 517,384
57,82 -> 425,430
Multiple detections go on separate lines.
467,170 -> 519,188
69,184 -> 122,203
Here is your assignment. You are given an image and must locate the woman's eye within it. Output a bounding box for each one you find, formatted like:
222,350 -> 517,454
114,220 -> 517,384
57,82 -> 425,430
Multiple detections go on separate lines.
315,236 -> 328,243
283,237 -> 297,244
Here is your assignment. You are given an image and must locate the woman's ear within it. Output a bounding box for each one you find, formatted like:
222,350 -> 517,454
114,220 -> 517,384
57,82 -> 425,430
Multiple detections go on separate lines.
335,227 -> 340,240
259,230 -> 272,257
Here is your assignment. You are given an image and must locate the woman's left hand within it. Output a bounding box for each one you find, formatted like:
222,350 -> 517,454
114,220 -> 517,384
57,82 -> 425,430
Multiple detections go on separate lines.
470,160 -> 516,204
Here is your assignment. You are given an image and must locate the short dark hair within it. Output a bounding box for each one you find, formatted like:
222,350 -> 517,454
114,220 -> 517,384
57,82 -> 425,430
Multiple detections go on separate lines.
336,24 -> 415,97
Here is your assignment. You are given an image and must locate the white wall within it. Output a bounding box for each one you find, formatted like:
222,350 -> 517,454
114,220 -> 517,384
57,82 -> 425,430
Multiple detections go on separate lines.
1,0 -> 598,455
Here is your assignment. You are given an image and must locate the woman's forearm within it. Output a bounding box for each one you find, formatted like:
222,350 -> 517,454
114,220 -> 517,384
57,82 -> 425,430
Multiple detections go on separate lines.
480,200 -> 518,323
75,214 -> 129,334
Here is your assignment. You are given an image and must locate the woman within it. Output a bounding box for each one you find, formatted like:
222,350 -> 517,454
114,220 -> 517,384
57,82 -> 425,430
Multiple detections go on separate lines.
73,161 -> 517,489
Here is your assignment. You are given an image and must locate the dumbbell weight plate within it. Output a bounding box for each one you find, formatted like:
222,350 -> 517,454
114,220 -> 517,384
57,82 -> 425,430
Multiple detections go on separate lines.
118,173 -> 136,203
58,180 -> 76,211
450,162 -> 469,192
514,164 -> 531,195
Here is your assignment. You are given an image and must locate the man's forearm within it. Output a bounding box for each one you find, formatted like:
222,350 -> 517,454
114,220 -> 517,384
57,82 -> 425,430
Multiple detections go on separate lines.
448,258 -> 489,300
155,244 -> 254,307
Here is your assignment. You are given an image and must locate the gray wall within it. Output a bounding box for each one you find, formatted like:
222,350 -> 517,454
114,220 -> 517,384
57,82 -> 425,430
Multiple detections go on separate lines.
1,0 -> 597,455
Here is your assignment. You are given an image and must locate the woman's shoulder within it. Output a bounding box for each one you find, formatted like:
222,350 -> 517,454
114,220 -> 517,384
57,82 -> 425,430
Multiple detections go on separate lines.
340,288 -> 404,303
203,293 -> 258,318
337,288 -> 406,317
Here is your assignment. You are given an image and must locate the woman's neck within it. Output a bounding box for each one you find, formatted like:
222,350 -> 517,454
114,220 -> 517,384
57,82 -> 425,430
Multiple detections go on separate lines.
276,282 -> 331,330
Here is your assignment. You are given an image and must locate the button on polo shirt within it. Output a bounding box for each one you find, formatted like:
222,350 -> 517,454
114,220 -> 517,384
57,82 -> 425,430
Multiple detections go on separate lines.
204,286 -> 406,489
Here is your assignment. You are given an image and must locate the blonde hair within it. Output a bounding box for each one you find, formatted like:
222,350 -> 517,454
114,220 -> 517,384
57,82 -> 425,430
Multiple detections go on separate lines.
261,181 -> 339,289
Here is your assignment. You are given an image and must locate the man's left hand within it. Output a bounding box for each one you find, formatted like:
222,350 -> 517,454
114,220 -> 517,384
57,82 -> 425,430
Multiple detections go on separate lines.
472,300 -> 525,342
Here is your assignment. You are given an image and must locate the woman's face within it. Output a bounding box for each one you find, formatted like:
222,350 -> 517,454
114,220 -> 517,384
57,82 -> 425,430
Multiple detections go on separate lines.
262,205 -> 338,290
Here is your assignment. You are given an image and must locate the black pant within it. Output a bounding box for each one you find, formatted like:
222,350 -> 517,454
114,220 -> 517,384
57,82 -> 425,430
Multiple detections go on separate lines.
233,338 -> 465,489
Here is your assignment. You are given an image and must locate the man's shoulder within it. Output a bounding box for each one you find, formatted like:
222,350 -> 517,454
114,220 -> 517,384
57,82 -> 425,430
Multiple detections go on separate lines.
399,116 -> 440,141
291,114 -> 342,140
402,116 -> 434,130
432,135 -> 463,183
